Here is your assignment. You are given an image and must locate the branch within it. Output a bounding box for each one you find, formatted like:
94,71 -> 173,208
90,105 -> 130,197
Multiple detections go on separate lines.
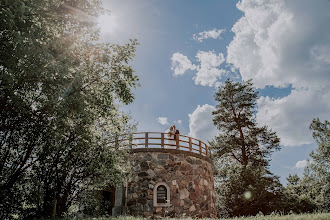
231,152 -> 242,163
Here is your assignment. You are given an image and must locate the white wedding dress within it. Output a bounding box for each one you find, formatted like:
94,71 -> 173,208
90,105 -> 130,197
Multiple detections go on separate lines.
165,130 -> 176,149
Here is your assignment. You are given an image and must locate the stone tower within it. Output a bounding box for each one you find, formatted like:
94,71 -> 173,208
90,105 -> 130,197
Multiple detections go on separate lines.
114,132 -> 217,218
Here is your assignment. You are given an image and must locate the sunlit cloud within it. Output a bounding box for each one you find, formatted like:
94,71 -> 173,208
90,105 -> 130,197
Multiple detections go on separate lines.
193,28 -> 225,42
171,51 -> 226,87
171,53 -> 196,76
174,120 -> 182,125
194,51 -> 226,87
188,104 -> 218,142
157,117 -> 169,125
295,160 -> 309,168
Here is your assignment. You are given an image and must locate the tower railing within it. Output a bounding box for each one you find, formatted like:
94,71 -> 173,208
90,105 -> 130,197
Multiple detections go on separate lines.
117,132 -> 211,158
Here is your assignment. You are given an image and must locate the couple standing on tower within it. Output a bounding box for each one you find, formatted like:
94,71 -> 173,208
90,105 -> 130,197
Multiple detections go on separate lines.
166,125 -> 180,149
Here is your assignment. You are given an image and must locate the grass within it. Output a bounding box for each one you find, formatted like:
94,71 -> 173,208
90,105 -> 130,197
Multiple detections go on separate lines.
60,212 -> 330,220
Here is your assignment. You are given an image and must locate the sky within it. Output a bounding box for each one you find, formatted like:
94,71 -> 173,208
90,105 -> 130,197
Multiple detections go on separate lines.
99,0 -> 330,184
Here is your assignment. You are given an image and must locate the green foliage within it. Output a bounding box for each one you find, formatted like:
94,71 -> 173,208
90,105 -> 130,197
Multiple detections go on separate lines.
0,0 -> 139,218
211,79 -> 283,217
283,118 -> 329,213
283,174 -> 316,213
302,119 -> 329,211
215,160 -> 284,217
74,190 -> 104,217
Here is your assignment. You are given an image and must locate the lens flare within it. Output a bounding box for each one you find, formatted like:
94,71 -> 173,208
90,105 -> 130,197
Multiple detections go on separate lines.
243,191 -> 252,200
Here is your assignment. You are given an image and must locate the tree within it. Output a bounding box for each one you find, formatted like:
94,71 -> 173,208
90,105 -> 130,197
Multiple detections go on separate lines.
282,118 -> 329,214
303,118 -> 330,211
212,79 -> 280,166
0,0 -> 139,218
215,160 -> 283,217
211,79 -> 282,216
283,174 -> 316,213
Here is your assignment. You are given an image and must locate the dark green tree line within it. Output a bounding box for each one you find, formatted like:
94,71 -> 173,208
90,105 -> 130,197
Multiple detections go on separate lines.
0,0 -> 139,218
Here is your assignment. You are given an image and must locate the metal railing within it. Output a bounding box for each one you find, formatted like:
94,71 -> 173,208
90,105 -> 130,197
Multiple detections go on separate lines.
119,132 -> 211,158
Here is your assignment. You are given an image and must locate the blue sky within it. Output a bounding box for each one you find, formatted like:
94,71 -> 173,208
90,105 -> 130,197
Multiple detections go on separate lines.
99,0 -> 330,184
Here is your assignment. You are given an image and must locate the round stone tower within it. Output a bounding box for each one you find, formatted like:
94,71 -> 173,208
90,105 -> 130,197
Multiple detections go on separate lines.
125,132 -> 217,218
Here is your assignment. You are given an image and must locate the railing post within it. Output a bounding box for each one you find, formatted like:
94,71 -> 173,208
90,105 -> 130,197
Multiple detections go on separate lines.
199,140 -> 202,155
205,144 -> 208,156
161,133 -> 164,148
189,137 -> 192,152
145,132 -> 148,148
176,134 -> 179,149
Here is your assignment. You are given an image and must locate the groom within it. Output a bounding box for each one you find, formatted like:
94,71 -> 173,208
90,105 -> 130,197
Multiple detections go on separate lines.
173,125 -> 180,140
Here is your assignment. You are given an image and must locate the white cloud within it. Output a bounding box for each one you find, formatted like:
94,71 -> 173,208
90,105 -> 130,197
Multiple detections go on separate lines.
171,52 -> 196,76
193,28 -> 225,42
157,117 -> 169,125
295,160 -> 308,168
227,0 -> 330,147
171,51 -> 226,87
227,0 -> 330,88
227,0 -> 330,89
188,104 -> 218,142
194,51 -> 226,87
174,120 -> 182,125
256,88 -> 330,147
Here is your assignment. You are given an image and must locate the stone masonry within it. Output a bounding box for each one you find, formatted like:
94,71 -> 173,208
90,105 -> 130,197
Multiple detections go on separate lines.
126,149 -> 217,218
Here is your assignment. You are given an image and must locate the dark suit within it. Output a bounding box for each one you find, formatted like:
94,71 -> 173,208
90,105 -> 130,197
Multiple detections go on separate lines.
174,129 -> 180,140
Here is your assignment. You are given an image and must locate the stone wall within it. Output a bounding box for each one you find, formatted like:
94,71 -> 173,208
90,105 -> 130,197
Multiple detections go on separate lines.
126,150 -> 217,218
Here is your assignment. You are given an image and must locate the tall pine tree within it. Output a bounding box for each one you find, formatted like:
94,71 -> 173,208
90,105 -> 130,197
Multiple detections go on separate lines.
211,79 -> 283,216
212,79 -> 280,166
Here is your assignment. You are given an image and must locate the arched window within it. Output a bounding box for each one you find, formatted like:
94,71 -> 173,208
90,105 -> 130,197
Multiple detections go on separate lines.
157,185 -> 167,203
153,182 -> 170,207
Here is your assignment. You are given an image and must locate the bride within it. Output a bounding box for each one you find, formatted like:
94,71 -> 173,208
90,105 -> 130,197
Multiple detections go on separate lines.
166,126 -> 176,149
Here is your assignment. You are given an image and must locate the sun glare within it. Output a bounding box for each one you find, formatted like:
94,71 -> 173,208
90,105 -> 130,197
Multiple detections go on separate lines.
97,13 -> 119,34
244,191 -> 252,200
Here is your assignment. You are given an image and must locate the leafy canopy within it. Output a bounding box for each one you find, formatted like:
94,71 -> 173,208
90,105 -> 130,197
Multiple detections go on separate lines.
305,118 -> 330,211
282,118 -> 329,213
0,0 -> 139,218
